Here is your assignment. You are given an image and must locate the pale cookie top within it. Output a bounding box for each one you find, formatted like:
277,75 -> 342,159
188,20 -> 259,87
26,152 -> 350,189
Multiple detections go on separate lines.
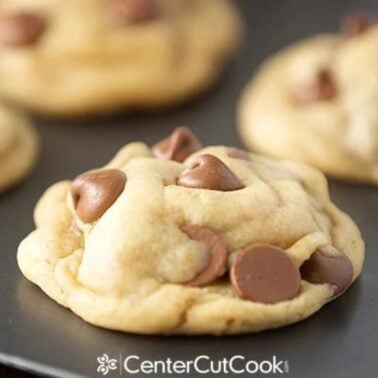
0,0 -> 242,115
0,105 -> 18,157
17,128 -> 364,335
239,14 -> 378,185
0,103 -> 38,191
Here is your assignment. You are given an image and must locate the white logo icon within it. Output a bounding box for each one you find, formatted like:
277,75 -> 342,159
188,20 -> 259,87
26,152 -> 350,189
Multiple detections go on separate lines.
97,353 -> 118,376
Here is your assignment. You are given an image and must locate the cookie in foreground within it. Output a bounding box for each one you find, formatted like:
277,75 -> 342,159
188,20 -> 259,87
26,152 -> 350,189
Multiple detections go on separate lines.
0,0 -> 242,116
18,127 -> 364,335
239,13 -> 378,185
0,103 -> 38,192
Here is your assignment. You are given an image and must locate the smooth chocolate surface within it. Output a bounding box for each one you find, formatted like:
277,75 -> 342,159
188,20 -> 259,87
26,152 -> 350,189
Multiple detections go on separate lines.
341,12 -> 377,36
294,69 -> 337,104
178,154 -> 244,191
182,225 -> 228,287
153,127 -> 202,162
0,12 -> 46,47
300,250 -> 354,296
71,169 -> 126,223
230,244 -> 301,303
109,0 -> 160,24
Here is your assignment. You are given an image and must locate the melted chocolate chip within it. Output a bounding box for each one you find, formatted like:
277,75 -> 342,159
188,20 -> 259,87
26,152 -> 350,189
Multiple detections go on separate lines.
230,244 -> 301,304
182,225 -> 228,287
0,12 -> 46,47
153,127 -> 202,163
341,13 -> 377,37
108,0 -> 160,24
300,250 -> 354,296
177,154 -> 244,191
71,169 -> 126,223
294,69 -> 337,104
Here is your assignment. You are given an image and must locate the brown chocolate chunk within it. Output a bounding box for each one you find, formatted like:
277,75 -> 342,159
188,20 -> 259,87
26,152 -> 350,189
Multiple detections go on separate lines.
294,69 -> 337,104
177,154 -> 244,191
0,12 -> 46,47
230,244 -> 301,303
341,13 -> 377,37
108,0 -> 160,24
300,250 -> 354,296
182,225 -> 227,287
71,169 -> 126,223
227,148 -> 251,161
153,127 -> 202,163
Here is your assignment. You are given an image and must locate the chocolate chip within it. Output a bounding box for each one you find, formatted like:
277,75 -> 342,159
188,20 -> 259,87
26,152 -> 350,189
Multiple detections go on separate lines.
341,13 -> 377,37
227,148 -> 251,161
0,12 -> 46,47
153,127 -> 202,163
300,250 -> 354,296
182,225 -> 227,287
108,0 -> 160,24
177,154 -> 244,191
294,69 -> 337,104
71,169 -> 126,223
230,244 -> 301,303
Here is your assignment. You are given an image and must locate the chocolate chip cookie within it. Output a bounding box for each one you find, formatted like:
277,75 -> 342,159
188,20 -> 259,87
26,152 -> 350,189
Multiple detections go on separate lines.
0,0 -> 242,116
239,14 -> 378,185
0,103 -> 38,192
17,128 -> 364,334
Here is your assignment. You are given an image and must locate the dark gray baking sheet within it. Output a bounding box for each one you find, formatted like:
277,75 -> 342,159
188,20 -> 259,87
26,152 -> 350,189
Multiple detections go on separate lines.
1,1 -> 378,377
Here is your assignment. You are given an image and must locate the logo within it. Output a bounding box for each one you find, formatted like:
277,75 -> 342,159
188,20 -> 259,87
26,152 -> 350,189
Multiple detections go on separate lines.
96,354 -> 289,375
97,354 -> 118,376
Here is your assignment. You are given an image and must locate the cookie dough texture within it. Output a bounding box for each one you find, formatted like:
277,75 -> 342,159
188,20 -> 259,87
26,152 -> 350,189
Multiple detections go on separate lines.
0,0 -> 242,116
239,26 -> 378,185
0,104 -> 38,192
18,137 -> 364,335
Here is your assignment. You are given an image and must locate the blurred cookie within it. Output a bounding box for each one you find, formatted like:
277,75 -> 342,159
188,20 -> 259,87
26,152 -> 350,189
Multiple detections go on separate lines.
18,128 -> 364,335
0,0 -> 242,116
0,103 -> 38,192
239,14 -> 378,185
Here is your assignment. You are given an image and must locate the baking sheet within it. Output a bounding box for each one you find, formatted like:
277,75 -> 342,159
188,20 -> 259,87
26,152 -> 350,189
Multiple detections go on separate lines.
1,1 -> 378,377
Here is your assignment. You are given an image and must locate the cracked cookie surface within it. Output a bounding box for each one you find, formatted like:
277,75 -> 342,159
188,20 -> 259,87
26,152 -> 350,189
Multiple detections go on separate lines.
18,128 -> 364,335
0,103 -> 38,192
239,18 -> 378,185
0,0 -> 242,116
